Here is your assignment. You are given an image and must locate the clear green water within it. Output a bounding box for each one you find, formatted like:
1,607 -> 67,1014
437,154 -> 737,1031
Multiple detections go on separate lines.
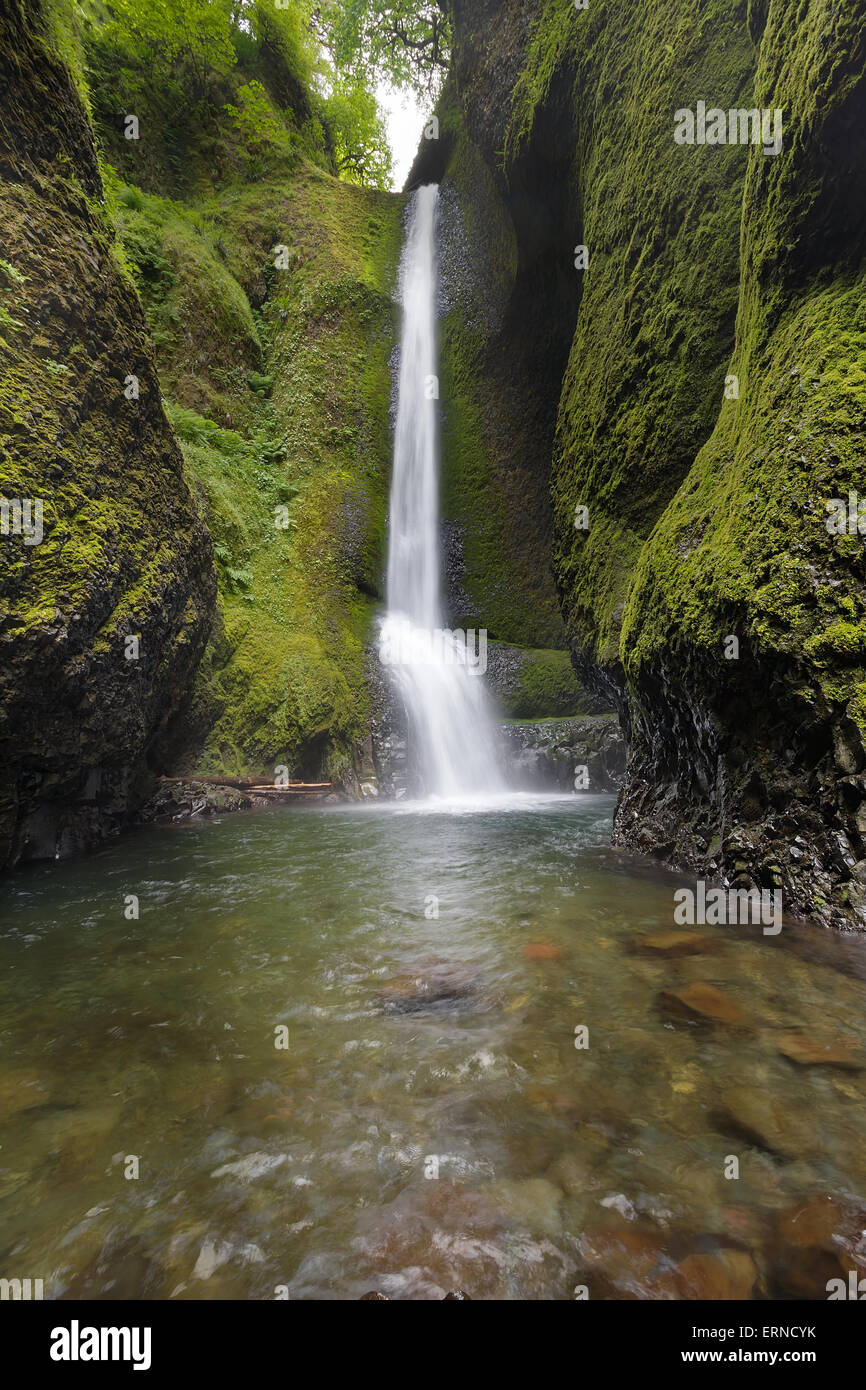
1,795 -> 865,1300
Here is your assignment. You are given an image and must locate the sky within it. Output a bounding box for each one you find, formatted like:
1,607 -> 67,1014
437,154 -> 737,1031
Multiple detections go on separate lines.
377,82 -> 431,191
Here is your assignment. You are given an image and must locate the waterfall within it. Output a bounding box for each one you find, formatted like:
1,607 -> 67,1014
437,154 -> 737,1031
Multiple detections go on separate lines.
381,184 -> 506,798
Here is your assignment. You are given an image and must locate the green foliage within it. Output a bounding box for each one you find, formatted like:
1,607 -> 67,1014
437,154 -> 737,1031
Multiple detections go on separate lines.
502,648 -> 587,720
323,76 -> 393,189
319,0 -> 450,96
101,0 -> 237,106
224,79 -> 286,146
81,0 -> 394,194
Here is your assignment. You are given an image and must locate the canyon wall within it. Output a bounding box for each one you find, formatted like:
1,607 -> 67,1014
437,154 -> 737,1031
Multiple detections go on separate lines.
441,0 -> 866,927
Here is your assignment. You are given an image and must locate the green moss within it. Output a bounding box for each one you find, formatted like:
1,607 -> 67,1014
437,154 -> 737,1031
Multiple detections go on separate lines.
437,80 -> 567,649
539,0 -> 756,668
104,158 -> 404,777
619,0 -> 866,724
506,647 -> 587,719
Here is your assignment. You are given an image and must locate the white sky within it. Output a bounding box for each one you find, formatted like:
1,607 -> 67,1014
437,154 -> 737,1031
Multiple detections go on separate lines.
376,82 -> 431,191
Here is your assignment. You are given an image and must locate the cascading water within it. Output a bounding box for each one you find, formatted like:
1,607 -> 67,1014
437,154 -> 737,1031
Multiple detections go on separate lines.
381,184 -> 506,798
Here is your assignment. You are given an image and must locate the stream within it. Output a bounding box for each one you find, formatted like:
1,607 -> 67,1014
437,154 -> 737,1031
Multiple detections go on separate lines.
2,795 -> 865,1299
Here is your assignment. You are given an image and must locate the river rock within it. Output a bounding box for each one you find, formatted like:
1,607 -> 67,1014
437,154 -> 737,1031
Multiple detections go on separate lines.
628,931 -> 716,957
522,942 -> 562,961
574,1224 -> 673,1299
776,1033 -> 864,1071
380,959 -> 480,1014
673,1248 -> 762,1300
768,1196 -> 866,1298
547,1152 -> 597,1199
712,1086 -> 814,1158
659,982 -> 747,1026
486,1177 -> 564,1237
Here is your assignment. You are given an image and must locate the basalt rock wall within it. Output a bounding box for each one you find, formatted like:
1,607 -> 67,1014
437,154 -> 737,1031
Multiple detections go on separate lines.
441,0 -> 866,927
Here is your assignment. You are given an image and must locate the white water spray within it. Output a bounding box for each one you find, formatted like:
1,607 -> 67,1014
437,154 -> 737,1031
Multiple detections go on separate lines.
382,185 -> 506,798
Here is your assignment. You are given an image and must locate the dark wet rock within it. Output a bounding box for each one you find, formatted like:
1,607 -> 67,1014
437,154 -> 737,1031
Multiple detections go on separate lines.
360,1291 -> 389,1300
659,982 -> 748,1027
380,959 -> 481,1015
501,715 -> 626,793
0,5 -> 215,870
768,1196 -> 866,1298
627,931 -> 717,958
136,781 -> 255,824
443,1291 -> 471,1300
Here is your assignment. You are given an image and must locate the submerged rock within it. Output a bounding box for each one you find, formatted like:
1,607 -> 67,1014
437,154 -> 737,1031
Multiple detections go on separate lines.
659,982 -> 748,1027
769,1196 -> 866,1298
522,942 -> 562,961
776,1033 -> 864,1071
713,1087 -> 815,1159
673,1248 -> 762,1301
628,931 -> 716,958
380,959 -> 481,1015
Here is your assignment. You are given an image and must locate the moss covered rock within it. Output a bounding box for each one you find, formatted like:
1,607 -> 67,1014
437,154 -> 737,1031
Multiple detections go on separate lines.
0,0 -> 215,866
444,0 -> 866,927
92,25 -> 405,783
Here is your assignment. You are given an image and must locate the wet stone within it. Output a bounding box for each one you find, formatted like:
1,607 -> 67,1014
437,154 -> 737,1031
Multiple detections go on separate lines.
673,1248 -> 762,1300
769,1196 -> 866,1298
627,931 -> 716,958
713,1086 -> 815,1159
659,981 -> 748,1027
522,942 -> 563,961
380,959 -> 480,1015
777,1032 -> 864,1071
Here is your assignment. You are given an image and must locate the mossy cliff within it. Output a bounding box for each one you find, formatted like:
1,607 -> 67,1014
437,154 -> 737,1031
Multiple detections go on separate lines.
443,0 -> 866,927
410,78 -> 573,655
0,0 -> 404,867
0,0 -> 215,867
80,2 -> 404,784
105,165 -> 403,782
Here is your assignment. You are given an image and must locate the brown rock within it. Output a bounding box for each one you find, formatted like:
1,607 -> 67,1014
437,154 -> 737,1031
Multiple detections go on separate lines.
659,982 -> 748,1026
575,1225 -> 674,1300
777,1033 -> 864,1071
674,1249 -> 762,1300
628,932 -> 716,957
769,1196 -> 866,1298
523,943 -> 562,960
